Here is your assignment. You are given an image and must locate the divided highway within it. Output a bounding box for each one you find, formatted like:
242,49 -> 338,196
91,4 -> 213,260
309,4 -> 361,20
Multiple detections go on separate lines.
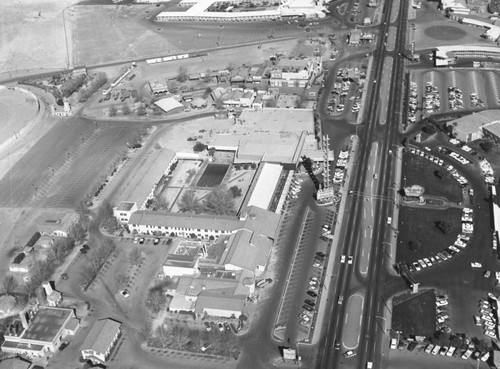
316,0 -> 409,368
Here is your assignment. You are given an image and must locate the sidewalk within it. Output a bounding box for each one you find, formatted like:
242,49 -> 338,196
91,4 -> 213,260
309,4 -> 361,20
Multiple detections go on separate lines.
308,134 -> 360,345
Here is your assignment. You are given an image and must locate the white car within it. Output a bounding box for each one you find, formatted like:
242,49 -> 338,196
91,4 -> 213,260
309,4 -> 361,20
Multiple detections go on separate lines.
471,262 -> 483,268
341,255 -> 346,263
436,299 -> 448,307
461,349 -> 473,359
446,347 -> 456,357
424,344 -> 434,354
120,289 -> 130,298
390,338 -> 398,349
347,256 -> 354,265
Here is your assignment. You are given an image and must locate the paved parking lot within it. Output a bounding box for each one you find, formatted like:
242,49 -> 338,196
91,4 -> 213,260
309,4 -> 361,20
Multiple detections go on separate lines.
408,69 -> 500,124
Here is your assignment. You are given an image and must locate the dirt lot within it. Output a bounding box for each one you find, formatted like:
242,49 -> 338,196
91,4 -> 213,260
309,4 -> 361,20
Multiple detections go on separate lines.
0,0 -> 76,79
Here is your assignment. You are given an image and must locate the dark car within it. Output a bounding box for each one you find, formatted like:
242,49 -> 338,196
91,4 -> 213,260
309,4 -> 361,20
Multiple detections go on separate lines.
304,299 -> 316,307
316,251 -> 326,258
60,273 -> 68,280
307,291 -> 318,298
334,341 -> 341,350
82,244 -> 90,251
59,341 -> 69,351
407,341 -> 418,352
302,304 -> 314,312
79,248 -> 87,254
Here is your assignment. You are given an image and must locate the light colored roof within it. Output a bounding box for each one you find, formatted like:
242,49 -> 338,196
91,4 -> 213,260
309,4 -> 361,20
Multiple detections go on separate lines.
114,149 -> 176,207
175,275 -> 239,296
242,205 -> 281,239
195,292 -> 246,315
169,294 -> 195,311
163,254 -> 198,268
247,163 -> 282,210
81,319 -> 121,355
435,44 -> 500,59
223,229 -> 272,271
238,108 -> 314,134
154,97 -> 183,113
462,17 -> 492,28
483,120 -> 500,138
129,210 -> 240,231
449,110 -> 500,136
116,201 -> 136,211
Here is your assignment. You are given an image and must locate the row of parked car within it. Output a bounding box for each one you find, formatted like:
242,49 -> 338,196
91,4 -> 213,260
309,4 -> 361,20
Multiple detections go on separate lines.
407,81 -> 418,124
334,150 -> 350,184
474,298 -> 498,340
300,251 -> 328,329
390,336 -> 490,362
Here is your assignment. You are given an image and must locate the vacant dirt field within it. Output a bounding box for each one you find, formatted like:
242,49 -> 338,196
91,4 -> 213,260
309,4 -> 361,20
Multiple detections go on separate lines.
0,0 -> 76,79
0,88 -> 40,145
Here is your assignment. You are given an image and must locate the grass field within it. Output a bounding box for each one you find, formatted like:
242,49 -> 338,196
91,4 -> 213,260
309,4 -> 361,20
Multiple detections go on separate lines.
396,207 -> 463,263
392,289 -> 436,337
402,153 -> 463,203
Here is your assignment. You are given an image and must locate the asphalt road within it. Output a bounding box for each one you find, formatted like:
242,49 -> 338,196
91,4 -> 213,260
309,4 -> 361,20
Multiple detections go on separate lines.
315,0 -> 409,368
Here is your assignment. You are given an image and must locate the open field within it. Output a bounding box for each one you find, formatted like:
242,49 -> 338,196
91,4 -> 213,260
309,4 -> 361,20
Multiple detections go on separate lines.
396,207 -> 463,264
0,0 -> 76,79
0,117 -> 143,208
402,153 -> 463,203
392,289 -> 436,337
0,88 -> 40,145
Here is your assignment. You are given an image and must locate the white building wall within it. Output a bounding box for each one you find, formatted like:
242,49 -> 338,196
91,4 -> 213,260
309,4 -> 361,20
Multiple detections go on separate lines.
203,307 -> 241,318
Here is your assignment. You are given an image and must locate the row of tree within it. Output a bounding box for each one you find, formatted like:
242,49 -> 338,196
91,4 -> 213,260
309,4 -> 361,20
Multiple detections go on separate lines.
80,238 -> 116,288
61,74 -> 87,98
144,322 -> 239,356
78,73 -> 108,103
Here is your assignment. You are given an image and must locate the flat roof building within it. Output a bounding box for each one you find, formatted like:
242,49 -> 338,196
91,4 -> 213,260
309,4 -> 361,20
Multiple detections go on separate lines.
1,306 -> 79,359
247,163 -> 283,211
447,109 -> 500,142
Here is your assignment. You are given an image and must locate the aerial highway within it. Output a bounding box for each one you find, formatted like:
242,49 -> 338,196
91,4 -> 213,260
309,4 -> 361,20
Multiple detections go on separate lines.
316,0 -> 409,368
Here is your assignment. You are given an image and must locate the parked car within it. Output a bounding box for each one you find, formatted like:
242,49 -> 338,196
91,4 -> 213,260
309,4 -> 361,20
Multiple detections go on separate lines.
303,304 -> 314,312
305,299 -> 316,307
139,238 -> 145,244
153,238 -> 160,245
390,338 -> 398,350
307,291 -> 318,298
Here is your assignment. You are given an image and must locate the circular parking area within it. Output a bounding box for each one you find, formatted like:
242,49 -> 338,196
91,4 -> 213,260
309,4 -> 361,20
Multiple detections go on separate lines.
423,25 -> 467,41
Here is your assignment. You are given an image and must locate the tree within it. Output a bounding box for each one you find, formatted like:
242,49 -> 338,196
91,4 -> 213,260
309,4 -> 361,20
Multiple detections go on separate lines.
23,280 -> 36,301
136,105 -> 146,116
480,140 -> 493,153
68,221 -> 87,242
115,272 -> 129,292
61,74 -> 86,97
178,190 -> 202,214
408,239 -> 421,252
435,220 -> 453,234
189,329 -> 203,351
203,186 -> 235,215
146,289 -> 166,313
176,66 -> 189,82
264,98 -> 277,108
3,276 -> 17,296
170,325 -> 190,350
122,105 -> 131,115
433,168 -> 448,180
149,194 -> 170,211
193,141 -> 208,152
213,98 -> 225,110
129,247 -> 143,266
229,185 -> 242,198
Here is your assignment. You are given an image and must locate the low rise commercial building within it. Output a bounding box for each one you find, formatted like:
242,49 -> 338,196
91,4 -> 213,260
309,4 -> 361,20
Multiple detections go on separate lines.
81,319 -> 121,365
1,306 -> 79,358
